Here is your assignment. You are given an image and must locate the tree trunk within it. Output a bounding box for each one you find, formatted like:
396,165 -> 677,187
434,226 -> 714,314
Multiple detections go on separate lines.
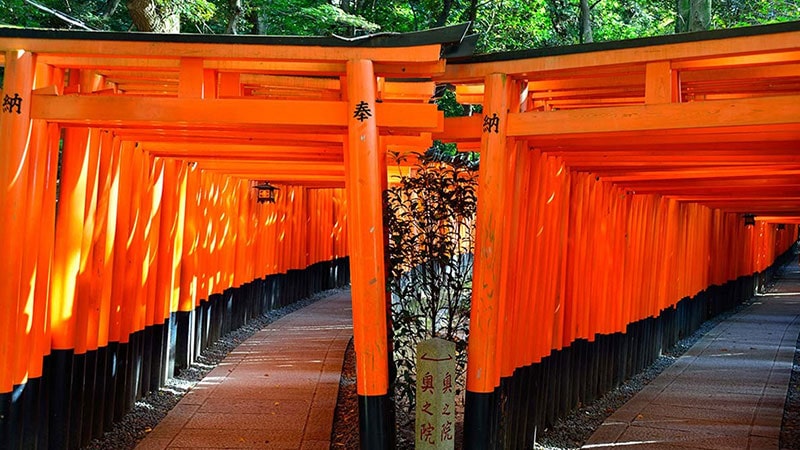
580,0 -> 593,43
465,0 -> 478,29
247,9 -> 263,34
689,0 -> 711,31
225,0 -> 244,34
436,0 -> 455,27
547,0 -> 571,42
677,0 -> 711,32
126,0 -> 180,33
102,0 -> 122,18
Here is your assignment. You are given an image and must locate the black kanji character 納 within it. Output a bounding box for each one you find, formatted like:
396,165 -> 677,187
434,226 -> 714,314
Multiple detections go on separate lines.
2,93 -> 23,115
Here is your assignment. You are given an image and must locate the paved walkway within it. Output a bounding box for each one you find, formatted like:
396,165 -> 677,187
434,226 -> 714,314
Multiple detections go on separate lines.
136,292 -> 353,450
585,259 -> 800,449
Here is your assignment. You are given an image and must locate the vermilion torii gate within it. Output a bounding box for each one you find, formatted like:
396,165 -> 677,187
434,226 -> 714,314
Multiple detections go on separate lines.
0,25 -> 473,450
1,21 -> 800,450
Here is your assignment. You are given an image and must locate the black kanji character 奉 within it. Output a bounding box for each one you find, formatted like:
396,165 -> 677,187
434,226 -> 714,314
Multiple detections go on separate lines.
482,113 -> 500,133
353,100 -> 372,122
2,93 -> 23,114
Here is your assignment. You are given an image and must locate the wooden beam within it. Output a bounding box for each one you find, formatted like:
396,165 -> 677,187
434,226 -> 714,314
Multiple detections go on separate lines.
599,167 -> 800,182
113,130 -> 345,145
239,74 -> 340,91
0,37 -> 442,62
671,50 -> 800,70
178,57 -> 204,99
141,143 -> 342,161
680,63 -> 800,82
644,61 -> 674,104
31,94 -> 441,130
194,160 -> 343,173
508,95 -> 800,137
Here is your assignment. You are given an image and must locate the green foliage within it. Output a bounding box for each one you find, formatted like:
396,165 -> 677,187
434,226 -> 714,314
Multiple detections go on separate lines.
435,88 -> 467,118
430,90 -> 480,169
241,0 -> 380,36
474,0 -> 561,52
2,0 -> 799,49
168,0 -> 217,23
385,152 -> 477,423
301,3 -> 380,33
0,0 -> 72,28
714,0 -> 800,28
592,0 -> 675,41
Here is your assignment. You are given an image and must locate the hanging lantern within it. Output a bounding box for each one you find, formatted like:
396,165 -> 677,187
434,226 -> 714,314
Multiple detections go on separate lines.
743,214 -> 755,227
777,223 -> 786,231
253,181 -> 278,204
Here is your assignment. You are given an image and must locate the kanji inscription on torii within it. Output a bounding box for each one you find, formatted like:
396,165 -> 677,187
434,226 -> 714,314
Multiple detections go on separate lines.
2,93 -> 23,114
482,113 -> 499,133
415,338 -> 456,450
353,100 -> 372,122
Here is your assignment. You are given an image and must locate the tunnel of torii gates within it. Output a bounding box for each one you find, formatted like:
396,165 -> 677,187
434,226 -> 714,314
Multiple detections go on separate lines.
2,20 -> 800,450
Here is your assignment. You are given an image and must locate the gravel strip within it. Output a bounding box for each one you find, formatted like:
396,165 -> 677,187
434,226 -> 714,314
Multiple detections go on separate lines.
781,324 -> 800,450
330,337 -> 359,450
779,259 -> 800,450
83,288 -> 346,450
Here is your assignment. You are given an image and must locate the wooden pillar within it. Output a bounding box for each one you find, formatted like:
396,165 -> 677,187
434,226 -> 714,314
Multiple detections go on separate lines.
175,163 -> 199,372
165,161 -> 187,379
0,48 -> 35,448
343,59 -> 392,449
464,72 -> 511,450
644,61 -> 676,104
48,122 -> 92,450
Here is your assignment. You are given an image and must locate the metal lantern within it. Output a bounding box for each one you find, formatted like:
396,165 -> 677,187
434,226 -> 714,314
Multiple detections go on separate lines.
743,213 -> 755,227
254,181 -> 278,204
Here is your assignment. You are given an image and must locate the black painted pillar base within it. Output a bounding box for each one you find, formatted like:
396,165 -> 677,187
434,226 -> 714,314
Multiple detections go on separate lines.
464,391 -> 494,450
69,352 -> 85,450
80,349 -> 97,447
0,390 -> 12,450
48,349 -> 73,450
5,382 -> 25,450
358,394 -> 393,450
173,310 -> 195,374
92,346 -> 107,440
104,342 -> 118,432
166,313 -> 178,380
22,377 -> 43,450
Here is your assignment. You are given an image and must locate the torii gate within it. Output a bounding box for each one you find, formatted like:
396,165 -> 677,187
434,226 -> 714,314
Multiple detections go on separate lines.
0,25 -> 476,449
2,20 -> 800,450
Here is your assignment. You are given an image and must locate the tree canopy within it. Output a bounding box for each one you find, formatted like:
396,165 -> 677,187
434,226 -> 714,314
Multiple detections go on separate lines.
1,0 -> 798,52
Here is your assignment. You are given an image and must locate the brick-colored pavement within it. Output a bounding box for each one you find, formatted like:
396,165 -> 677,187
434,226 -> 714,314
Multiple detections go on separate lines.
585,260 -> 800,449
136,292 -> 353,450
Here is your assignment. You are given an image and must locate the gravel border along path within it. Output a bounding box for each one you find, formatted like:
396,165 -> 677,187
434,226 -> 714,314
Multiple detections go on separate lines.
83,288 -> 346,450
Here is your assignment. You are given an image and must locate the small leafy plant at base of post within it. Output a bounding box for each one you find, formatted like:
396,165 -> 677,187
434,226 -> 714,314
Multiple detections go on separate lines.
384,146 -> 478,444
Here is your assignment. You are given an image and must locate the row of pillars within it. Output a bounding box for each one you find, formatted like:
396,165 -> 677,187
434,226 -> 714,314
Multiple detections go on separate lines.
0,49 -> 354,449
461,73 -> 798,449
3,48 -> 796,448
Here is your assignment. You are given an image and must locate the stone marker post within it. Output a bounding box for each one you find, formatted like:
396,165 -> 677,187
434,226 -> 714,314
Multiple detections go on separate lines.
415,338 -> 456,449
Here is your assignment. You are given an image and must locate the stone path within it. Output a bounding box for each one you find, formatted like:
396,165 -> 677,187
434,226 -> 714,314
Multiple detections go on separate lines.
136,292 -> 353,450
585,261 -> 800,449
